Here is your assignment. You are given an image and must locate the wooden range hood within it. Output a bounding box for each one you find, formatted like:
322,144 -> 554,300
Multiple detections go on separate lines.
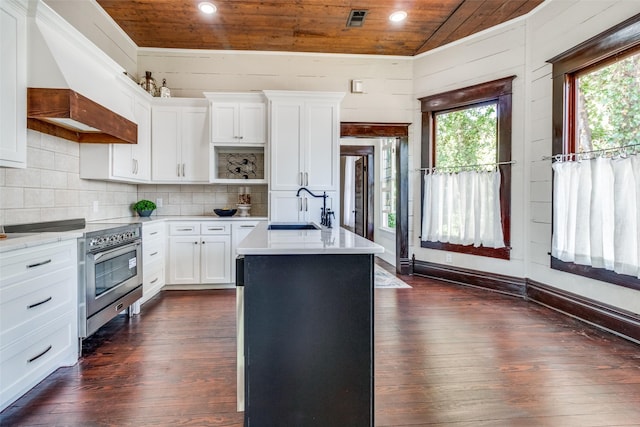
27,88 -> 137,144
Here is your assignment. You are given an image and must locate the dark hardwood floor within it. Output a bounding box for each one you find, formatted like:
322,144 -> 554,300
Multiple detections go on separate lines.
2,264 -> 640,426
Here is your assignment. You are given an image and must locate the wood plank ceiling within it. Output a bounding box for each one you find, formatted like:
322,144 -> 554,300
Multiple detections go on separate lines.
96,0 -> 544,56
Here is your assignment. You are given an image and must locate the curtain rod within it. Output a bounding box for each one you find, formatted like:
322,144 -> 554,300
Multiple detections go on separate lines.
542,142 -> 640,161
416,160 -> 516,172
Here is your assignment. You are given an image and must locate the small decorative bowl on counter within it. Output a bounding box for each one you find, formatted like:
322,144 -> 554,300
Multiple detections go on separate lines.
214,208 -> 237,217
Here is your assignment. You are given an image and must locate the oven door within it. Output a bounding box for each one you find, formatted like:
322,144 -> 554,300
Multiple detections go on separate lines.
85,239 -> 142,318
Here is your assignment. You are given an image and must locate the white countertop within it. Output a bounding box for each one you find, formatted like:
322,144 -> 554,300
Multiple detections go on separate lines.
0,216 -> 268,253
89,215 -> 268,225
236,222 -> 384,255
0,231 -> 83,253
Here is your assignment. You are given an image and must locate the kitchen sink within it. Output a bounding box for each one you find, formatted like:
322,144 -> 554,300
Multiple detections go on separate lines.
267,223 -> 321,230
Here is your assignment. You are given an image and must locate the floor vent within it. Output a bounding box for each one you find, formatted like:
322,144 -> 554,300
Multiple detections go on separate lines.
346,10 -> 368,28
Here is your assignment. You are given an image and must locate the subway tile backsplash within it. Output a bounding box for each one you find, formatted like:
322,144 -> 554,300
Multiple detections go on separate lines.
0,131 -> 267,226
137,183 -> 267,217
0,131 -> 138,225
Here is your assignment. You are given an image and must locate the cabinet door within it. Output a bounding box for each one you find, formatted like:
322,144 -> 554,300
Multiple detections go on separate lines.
181,107 -> 209,182
152,107 -> 182,181
238,103 -> 266,143
210,103 -> 238,142
131,97 -> 151,180
111,94 -> 150,181
304,101 -> 338,190
168,236 -> 200,284
269,192 -> 304,222
201,235 -> 231,283
111,144 -> 134,179
270,101 -> 304,191
0,1 -> 26,168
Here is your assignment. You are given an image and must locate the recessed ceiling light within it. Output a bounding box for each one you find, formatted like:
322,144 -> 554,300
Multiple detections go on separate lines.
198,2 -> 217,14
389,11 -> 407,22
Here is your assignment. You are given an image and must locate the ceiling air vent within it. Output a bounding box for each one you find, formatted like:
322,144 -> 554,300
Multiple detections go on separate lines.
347,10 -> 368,28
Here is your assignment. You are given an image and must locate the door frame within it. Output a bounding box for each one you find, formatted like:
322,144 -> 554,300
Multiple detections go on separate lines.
340,123 -> 410,275
340,145 -> 374,241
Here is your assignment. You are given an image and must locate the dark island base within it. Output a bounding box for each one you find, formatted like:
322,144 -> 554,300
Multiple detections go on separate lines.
243,253 -> 374,426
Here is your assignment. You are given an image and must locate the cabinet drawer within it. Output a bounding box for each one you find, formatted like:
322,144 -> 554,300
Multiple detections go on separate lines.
0,241 -> 76,287
0,266 -> 75,346
143,240 -> 165,265
201,223 -> 230,235
169,223 -> 199,235
144,261 -> 165,290
1,313 -> 76,410
142,222 -> 165,240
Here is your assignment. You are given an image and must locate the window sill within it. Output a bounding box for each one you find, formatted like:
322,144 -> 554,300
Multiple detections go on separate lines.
420,240 -> 511,260
551,257 -> 640,291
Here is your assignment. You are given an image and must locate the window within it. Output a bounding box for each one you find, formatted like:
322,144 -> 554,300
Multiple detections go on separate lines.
574,51 -> 640,153
419,76 -> 514,259
380,138 -> 396,230
548,14 -> 640,290
435,102 -> 497,168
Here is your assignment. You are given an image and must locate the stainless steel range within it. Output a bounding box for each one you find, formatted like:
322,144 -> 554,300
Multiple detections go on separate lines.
4,218 -> 143,341
79,223 -> 142,339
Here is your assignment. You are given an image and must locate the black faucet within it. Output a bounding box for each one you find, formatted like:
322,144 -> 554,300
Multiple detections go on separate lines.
296,187 -> 332,228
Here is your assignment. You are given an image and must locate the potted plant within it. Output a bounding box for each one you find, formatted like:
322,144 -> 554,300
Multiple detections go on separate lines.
133,199 -> 156,217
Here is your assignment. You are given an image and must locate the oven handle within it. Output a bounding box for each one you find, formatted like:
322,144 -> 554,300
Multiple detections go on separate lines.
91,239 -> 141,262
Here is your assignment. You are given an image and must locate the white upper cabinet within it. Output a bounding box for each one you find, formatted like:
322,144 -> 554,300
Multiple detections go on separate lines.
204,93 -> 266,144
0,0 -> 27,169
265,91 -> 344,191
205,92 -> 267,184
80,80 -> 152,182
151,99 -> 209,183
111,91 -> 151,181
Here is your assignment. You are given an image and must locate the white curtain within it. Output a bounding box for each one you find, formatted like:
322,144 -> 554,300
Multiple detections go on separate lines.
552,155 -> 640,278
343,156 -> 356,229
421,170 -> 505,248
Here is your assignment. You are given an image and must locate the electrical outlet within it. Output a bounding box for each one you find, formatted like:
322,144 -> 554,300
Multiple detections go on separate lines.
156,198 -> 163,208
445,253 -> 453,263
92,201 -> 99,213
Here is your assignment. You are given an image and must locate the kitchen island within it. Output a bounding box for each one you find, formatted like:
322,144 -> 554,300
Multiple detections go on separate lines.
236,222 -> 383,426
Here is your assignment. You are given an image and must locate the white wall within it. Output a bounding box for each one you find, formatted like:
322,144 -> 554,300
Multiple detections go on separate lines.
524,0 -> 640,313
411,0 -> 640,315
412,19 -> 528,278
137,49 -> 414,124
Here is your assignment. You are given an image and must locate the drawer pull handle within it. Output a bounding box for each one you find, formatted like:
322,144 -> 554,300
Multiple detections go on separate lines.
27,296 -> 52,309
177,228 -> 194,231
27,259 -> 52,269
207,227 -> 224,231
150,231 -> 158,236
150,278 -> 159,284
28,345 -> 52,363
115,303 -> 124,312
150,251 -> 159,256
240,225 -> 255,228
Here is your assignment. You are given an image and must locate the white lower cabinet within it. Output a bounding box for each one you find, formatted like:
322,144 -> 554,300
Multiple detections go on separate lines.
167,222 -> 231,285
0,239 -> 78,411
141,221 -> 165,304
